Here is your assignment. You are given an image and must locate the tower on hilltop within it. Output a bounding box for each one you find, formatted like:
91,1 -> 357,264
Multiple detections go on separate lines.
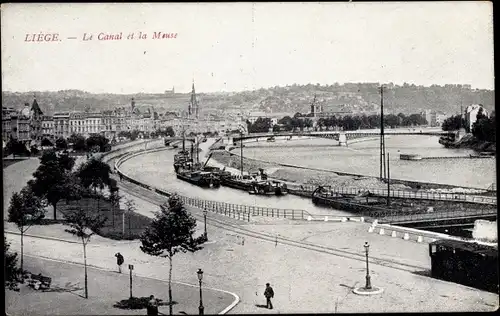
131,97 -> 136,112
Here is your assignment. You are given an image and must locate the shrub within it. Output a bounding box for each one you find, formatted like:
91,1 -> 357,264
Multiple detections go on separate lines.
113,296 -> 176,310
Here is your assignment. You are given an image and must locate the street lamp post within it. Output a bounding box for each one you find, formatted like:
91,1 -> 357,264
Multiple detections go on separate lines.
203,209 -> 208,240
197,269 -> 204,315
364,242 -> 372,290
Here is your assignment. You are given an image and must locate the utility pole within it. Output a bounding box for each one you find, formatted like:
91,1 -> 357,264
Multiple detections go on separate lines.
387,152 -> 390,206
240,131 -> 244,176
182,125 -> 186,153
379,85 -> 386,180
196,137 -> 200,164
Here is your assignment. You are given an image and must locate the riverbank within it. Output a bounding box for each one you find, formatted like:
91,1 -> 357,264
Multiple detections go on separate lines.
440,133 -> 496,153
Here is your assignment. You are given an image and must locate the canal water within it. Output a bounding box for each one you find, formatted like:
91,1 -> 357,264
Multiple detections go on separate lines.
119,148 -> 351,216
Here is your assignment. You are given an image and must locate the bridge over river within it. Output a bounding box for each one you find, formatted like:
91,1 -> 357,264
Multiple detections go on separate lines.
234,129 -> 453,144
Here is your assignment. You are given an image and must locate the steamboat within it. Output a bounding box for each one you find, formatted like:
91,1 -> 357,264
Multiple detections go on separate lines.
220,168 -> 288,195
173,136 -> 221,188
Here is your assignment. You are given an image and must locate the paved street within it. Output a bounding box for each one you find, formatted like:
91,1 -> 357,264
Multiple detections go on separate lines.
3,157 -> 40,219
4,141 -> 498,314
6,255 -> 235,315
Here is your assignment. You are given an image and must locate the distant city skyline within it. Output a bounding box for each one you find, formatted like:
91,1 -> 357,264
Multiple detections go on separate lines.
1,2 -> 494,94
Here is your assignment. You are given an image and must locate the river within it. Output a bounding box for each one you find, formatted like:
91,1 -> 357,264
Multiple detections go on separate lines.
242,134 -> 496,189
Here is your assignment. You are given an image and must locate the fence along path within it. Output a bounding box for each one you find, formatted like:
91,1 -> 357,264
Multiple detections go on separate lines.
114,148 -> 310,222
289,184 -> 497,205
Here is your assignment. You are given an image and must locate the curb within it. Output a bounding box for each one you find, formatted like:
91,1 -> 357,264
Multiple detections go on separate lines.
23,254 -> 240,315
306,216 -> 365,223
366,222 -> 497,246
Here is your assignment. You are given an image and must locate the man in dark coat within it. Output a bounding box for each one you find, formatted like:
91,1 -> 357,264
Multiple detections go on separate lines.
147,295 -> 159,316
264,283 -> 274,309
115,252 -> 124,273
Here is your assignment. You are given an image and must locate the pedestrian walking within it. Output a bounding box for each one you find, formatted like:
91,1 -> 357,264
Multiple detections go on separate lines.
264,283 -> 274,309
147,295 -> 159,316
115,252 -> 124,273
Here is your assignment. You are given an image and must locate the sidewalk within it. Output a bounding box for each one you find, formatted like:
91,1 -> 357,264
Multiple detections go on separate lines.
6,221 -> 498,314
5,140 -> 499,314
6,255 -> 235,315
3,158 -> 40,219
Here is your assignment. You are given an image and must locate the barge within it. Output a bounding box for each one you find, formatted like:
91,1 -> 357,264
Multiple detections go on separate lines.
176,168 -> 221,188
220,171 -> 288,195
312,186 -> 387,212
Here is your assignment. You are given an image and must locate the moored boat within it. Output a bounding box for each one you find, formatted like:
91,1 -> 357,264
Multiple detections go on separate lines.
176,168 -> 221,188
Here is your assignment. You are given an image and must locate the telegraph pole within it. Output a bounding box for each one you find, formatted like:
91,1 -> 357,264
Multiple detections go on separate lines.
379,85 -> 386,180
387,152 -> 390,206
240,131 -> 244,176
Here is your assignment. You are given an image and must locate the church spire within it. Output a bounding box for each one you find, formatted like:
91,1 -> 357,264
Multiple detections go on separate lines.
190,79 -> 198,119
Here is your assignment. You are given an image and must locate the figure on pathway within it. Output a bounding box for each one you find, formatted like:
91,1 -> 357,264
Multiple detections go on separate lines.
115,252 -> 124,273
264,283 -> 274,309
147,294 -> 159,316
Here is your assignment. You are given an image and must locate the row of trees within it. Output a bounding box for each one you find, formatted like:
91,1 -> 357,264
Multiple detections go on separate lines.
118,127 -> 176,141
441,114 -> 466,132
4,152 -> 207,315
441,109 -> 496,143
7,149 -> 117,297
246,112 -> 428,133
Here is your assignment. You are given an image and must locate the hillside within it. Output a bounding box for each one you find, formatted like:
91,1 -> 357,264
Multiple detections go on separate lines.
2,83 -> 494,116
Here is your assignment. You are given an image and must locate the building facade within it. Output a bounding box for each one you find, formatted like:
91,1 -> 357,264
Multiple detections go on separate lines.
41,115 -> 55,140
465,104 -> 488,131
29,98 -> 44,142
53,112 -> 71,138
423,110 -> 437,127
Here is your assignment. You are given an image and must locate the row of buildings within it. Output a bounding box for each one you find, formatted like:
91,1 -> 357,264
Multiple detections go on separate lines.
2,93 -> 246,147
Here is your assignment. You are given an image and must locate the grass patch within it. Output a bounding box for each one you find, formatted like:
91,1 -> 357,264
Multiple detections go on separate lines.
113,296 -> 177,310
59,196 -> 152,240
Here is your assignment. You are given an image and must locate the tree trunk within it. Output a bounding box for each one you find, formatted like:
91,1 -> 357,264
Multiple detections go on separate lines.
53,202 -> 57,220
83,242 -> 88,299
168,256 -> 173,315
111,202 -> 115,227
128,213 -> 131,238
20,230 -> 24,272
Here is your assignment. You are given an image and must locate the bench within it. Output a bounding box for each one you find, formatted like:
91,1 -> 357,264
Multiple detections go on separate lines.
28,273 -> 52,290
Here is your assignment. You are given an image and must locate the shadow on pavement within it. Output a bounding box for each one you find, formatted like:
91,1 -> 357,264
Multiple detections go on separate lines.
255,304 -> 269,309
412,269 -> 432,277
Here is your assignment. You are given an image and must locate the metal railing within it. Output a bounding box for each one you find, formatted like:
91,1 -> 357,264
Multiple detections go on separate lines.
114,149 -> 309,222
290,184 -> 496,205
379,207 -> 497,224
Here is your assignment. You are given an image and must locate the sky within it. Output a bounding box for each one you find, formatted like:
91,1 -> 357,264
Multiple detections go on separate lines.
1,2 -> 494,94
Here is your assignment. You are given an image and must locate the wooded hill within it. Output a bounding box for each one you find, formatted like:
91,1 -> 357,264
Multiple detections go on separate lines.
2,83 -> 494,115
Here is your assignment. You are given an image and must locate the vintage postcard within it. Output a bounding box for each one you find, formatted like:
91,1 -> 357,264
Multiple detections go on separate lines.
2,2 -> 497,315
